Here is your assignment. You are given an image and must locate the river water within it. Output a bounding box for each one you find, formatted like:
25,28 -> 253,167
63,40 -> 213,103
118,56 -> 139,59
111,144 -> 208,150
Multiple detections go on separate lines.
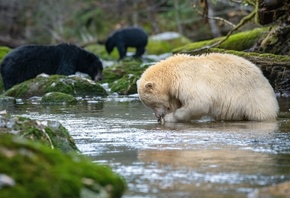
4,96 -> 290,198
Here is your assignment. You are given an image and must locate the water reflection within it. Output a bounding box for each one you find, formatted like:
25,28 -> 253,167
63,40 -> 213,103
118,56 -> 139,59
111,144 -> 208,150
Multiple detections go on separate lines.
3,96 -> 290,198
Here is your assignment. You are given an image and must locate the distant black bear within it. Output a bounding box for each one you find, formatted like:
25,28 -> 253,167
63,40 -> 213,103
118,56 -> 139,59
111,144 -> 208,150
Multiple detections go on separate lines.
105,27 -> 148,60
0,43 -> 103,90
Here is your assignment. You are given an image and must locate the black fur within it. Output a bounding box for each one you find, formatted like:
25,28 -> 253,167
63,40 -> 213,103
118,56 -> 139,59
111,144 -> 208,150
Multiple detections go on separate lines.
105,27 -> 148,60
0,43 -> 103,90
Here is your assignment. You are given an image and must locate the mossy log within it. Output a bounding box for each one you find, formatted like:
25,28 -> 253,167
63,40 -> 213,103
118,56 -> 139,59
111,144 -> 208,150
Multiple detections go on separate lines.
173,28 -> 268,55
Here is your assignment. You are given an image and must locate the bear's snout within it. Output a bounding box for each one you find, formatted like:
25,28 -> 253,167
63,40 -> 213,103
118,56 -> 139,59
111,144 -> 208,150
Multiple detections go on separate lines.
157,116 -> 165,124
155,112 -> 165,119
94,73 -> 103,81
155,112 -> 166,124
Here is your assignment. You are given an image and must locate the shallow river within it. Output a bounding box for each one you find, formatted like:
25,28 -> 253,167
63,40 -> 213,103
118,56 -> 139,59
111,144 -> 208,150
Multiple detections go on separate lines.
4,96 -> 290,198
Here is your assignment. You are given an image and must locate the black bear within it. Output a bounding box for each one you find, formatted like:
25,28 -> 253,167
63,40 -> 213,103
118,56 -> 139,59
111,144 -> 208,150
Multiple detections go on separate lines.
105,27 -> 148,60
0,43 -> 103,90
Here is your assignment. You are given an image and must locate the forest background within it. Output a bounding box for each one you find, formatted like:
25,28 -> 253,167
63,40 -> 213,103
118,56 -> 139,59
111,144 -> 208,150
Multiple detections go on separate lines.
0,0 -> 257,48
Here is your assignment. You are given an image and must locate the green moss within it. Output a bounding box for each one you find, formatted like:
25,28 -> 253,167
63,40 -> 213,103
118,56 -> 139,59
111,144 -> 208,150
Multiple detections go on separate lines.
0,135 -> 126,198
4,75 -> 108,99
173,27 -> 268,54
0,114 -> 79,153
102,60 -> 148,84
147,39 -> 172,55
0,47 -> 10,93
147,34 -> 192,55
102,60 -> 154,95
110,74 -> 139,95
41,92 -> 77,104
0,46 -> 11,62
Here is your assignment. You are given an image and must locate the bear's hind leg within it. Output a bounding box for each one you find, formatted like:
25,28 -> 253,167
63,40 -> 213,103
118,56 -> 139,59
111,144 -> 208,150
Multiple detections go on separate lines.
134,47 -> 145,58
116,44 -> 127,60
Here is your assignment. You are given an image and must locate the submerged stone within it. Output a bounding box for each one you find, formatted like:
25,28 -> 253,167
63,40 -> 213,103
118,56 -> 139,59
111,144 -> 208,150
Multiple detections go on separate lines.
0,135 -> 126,198
4,74 -> 108,99
41,92 -> 78,104
0,95 -> 15,105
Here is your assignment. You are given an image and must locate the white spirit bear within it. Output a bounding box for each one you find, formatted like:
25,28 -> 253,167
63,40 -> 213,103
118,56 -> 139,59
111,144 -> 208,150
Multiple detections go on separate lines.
137,53 -> 279,123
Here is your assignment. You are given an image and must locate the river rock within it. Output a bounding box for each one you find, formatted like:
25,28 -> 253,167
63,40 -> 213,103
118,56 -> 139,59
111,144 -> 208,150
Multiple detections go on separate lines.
41,92 -> 78,104
0,113 -> 78,153
3,74 -> 108,99
110,74 -> 139,95
0,135 -> 126,198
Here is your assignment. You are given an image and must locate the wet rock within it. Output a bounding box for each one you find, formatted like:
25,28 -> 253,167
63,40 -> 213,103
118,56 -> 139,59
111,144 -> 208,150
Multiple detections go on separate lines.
110,74 -> 139,95
102,60 -> 153,95
0,135 -> 126,198
0,95 -> 15,105
248,181 -> 290,198
0,174 -> 15,188
0,113 -> 79,153
102,60 -> 148,84
41,92 -> 78,104
3,74 -> 108,99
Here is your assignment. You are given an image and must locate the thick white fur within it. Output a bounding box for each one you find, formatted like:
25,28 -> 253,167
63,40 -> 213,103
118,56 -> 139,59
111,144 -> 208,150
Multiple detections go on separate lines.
137,53 -> 279,122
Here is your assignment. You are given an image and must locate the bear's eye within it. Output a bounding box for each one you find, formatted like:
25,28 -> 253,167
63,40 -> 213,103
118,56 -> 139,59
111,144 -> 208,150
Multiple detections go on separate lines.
167,107 -> 170,112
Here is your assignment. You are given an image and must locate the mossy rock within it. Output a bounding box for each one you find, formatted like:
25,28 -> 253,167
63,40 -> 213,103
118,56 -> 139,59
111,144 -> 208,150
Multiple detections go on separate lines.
4,74 -> 108,99
173,27 -> 268,54
0,113 -> 78,153
147,32 -> 192,55
110,74 -> 139,95
41,92 -> 78,104
0,135 -> 126,198
102,60 -> 151,85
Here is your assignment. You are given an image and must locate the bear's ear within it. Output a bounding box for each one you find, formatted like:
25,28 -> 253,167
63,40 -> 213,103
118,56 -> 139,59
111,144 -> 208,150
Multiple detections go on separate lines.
144,82 -> 155,92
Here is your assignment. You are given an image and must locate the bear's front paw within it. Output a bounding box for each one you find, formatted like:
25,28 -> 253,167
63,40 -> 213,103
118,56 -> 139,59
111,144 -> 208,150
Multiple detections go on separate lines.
164,113 -> 177,123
